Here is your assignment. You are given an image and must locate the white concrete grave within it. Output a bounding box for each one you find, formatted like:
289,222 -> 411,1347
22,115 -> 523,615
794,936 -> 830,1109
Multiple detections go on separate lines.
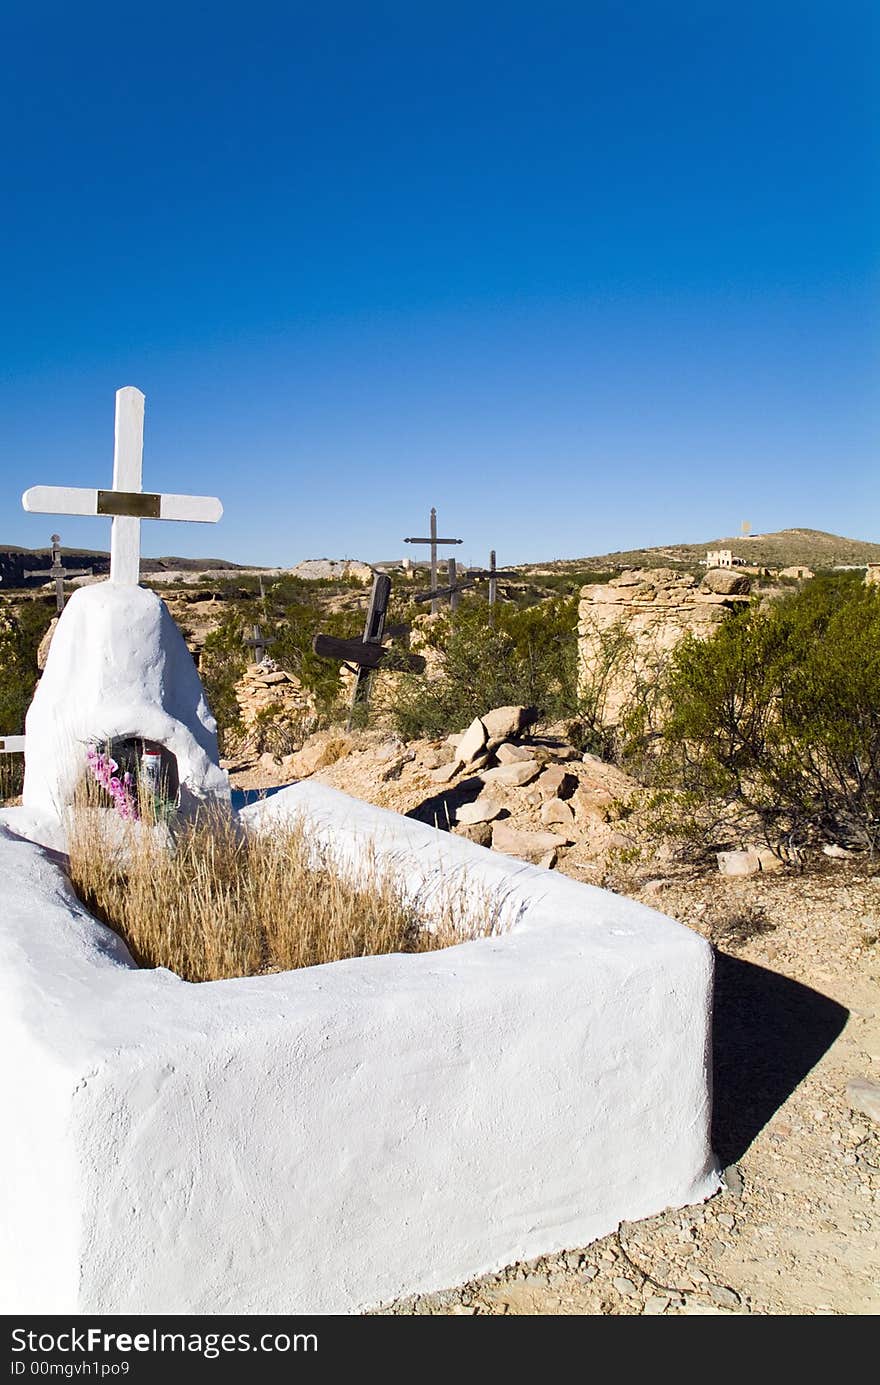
0,780 -> 719,1314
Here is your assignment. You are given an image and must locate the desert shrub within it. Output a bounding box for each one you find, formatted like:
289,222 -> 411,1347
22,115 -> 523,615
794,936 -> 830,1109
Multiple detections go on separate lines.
198,611 -> 247,753
658,574 -> 880,851
68,806 -> 505,983
0,597 -> 53,733
388,597 -> 580,739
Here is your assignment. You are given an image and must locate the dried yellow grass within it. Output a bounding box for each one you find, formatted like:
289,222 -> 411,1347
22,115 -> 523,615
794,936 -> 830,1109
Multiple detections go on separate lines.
68,795 -> 505,983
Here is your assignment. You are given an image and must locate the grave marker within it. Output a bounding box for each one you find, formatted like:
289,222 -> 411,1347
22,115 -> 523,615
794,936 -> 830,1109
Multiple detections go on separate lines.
22,387 -> 223,587
244,623 -> 274,664
404,507 -> 462,614
313,573 -> 425,728
24,534 -> 92,613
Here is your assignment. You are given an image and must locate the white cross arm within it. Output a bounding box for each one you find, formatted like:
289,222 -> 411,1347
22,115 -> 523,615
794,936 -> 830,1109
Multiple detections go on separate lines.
22,486 -> 223,523
0,735 -> 26,753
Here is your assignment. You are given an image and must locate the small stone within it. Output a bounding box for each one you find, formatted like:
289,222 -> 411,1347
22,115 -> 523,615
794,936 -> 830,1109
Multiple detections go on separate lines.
538,849 -> 558,870
643,878 -> 667,896
495,742 -> 534,764
612,1276 -> 637,1296
643,1295 -> 670,1315
847,1077 -> 880,1124
716,1212 -> 736,1230
535,764 -> 577,800
707,1284 -> 741,1308
580,1265 -> 599,1281
429,762 -> 458,784
453,822 -> 493,847
823,843 -> 856,859
540,797 -> 575,828
480,759 -> 542,788
722,1164 -> 744,1198
455,716 -> 488,768
456,798 -> 502,826
492,822 -> 572,858
716,849 -> 760,878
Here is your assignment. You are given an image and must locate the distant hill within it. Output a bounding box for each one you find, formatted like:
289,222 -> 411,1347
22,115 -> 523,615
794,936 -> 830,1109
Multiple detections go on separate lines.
0,544 -> 244,590
530,529 -> 880,574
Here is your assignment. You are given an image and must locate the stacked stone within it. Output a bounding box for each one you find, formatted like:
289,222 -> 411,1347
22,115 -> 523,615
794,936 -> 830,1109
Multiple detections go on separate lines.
577,567 -> 751,725
234,659 -> 316,732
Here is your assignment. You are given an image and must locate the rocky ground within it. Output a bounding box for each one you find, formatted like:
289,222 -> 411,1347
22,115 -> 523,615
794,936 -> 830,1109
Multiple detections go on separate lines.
228,714 -> 880,1316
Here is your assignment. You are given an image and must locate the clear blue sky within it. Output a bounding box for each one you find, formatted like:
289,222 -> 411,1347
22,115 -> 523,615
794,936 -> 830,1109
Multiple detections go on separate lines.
1,1 -> 876,567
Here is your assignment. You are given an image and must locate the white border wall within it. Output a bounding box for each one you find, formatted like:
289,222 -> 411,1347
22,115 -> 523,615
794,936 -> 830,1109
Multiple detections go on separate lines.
0,783 -> 718,1314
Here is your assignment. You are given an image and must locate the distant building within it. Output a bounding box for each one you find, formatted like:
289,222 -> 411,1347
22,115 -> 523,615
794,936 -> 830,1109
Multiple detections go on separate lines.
779,566 -> 814,581
706,549 -> 735,568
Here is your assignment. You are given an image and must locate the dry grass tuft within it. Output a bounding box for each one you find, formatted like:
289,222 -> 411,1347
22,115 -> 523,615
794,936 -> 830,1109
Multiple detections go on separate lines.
68,794 -> 505,983
0,755 -> 24,807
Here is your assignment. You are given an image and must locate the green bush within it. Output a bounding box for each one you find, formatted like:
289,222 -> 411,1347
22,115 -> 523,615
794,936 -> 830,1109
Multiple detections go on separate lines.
0,598 -> 53,733
388,597 -> 581,740
659,574 -> 880,850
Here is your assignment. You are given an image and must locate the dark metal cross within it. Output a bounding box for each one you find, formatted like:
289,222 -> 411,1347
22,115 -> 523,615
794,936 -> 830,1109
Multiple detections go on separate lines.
24,534 -> 92,613
404,507 -> 462,615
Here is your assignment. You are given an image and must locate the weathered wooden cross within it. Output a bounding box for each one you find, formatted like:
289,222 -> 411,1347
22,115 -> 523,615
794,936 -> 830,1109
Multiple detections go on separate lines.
244,622 -> 275,664
466,550 -> 517,609
312,572 -> 425,729
404,507 -> 462,615
24,534 -> 92,613
22,387 -> 223,587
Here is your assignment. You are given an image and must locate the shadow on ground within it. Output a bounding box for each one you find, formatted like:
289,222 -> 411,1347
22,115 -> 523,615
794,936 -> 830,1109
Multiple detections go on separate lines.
712,951 -> 849,1166
407,777 -> 493,831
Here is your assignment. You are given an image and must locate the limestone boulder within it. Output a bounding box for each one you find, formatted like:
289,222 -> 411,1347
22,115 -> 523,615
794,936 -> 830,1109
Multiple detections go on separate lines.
701,568 -> 751,597
481,705 -> 539,741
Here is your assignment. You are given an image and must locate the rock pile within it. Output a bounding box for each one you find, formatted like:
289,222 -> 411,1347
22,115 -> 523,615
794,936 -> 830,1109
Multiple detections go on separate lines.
234,659 -> 317,743
578,567 -> 751,725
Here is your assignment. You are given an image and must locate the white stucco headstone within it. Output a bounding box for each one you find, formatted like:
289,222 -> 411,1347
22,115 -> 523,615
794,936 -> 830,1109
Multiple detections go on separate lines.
21,583 -> 229,824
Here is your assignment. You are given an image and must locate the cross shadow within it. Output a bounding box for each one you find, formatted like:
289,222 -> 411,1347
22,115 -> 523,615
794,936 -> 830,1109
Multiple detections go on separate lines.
712,951 -> 849,1166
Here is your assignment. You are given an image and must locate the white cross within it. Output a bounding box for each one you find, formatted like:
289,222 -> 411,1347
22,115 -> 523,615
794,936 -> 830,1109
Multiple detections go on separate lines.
0,736 -> 26,754
21,387 -> 223,587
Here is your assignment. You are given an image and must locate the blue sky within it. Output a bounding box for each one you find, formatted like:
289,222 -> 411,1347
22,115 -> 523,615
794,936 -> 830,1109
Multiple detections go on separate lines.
0,1 -> 876,566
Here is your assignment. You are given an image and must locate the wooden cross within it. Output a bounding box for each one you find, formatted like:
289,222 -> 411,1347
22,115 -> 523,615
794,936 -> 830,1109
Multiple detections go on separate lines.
312,573 -> 425,728
466,551 -> 517,609
24,534 -> 92,613
0,735 -> 26,755
403,507 -> 462,614
244,623 -> 275,664
413,559 -> 477,607
21,387 -> 223,587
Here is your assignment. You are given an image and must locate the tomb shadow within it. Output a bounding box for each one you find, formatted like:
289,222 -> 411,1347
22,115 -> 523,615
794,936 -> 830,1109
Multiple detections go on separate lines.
407,776 -> 494,832
712,950 -> 848,1166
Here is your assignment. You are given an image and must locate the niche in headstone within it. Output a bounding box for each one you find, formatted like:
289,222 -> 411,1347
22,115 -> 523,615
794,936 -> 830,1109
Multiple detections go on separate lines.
85,737 -> 180,820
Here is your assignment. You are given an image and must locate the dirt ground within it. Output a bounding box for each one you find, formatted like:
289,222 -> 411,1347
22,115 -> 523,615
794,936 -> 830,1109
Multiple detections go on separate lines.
230,738 -> 880,1316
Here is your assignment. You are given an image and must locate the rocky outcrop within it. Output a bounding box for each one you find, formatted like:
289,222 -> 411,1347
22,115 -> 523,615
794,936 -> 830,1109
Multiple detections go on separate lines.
289,559 -> 374,582
578,568 -> 751,725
